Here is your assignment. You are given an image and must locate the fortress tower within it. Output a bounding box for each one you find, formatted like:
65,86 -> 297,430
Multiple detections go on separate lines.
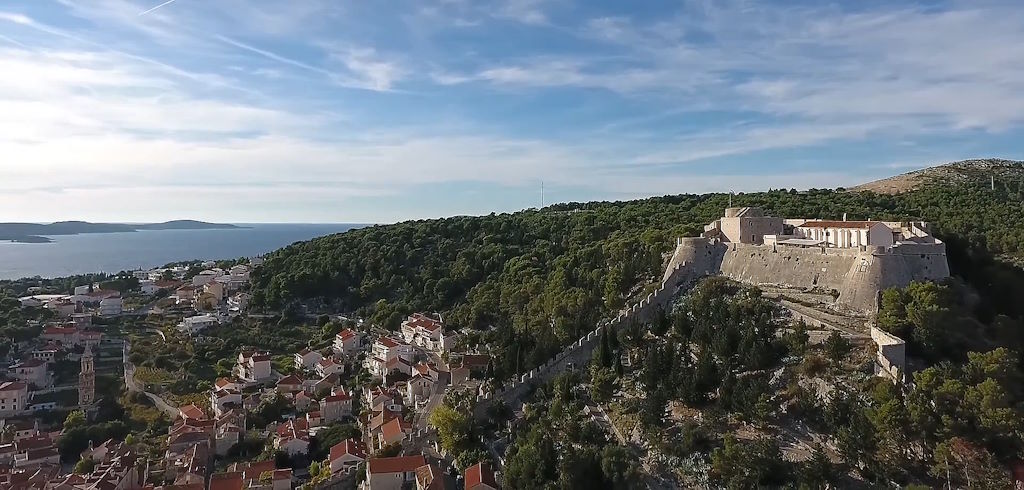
79,344 -> 95,406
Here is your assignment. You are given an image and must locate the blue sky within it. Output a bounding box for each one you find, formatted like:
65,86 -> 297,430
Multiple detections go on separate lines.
1,0 -> 1022,223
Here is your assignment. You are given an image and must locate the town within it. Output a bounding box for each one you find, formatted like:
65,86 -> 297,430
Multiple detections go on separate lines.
1,258 -> 499,490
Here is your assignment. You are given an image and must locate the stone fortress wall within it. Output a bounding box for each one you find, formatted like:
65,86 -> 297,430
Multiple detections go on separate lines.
479,249 -> 708,412
678,238 -> 949,315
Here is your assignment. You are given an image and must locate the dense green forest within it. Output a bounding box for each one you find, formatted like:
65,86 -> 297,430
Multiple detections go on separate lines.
251,174 -> 1024,380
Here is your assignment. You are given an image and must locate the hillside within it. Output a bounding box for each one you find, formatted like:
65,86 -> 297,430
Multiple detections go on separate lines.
851,158 -> 1024,194
246,161 -> 1024,488
250,162 -> 1024,380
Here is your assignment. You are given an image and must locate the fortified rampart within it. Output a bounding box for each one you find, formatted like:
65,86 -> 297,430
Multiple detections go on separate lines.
477,247 -> 710,415
870,326 -> 907,383
666,238 -> 948,315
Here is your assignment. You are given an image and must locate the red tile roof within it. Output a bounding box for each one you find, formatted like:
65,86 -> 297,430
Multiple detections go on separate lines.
276,375 -> 304,387
329,439 -> 367,462
237,460 -> 275,480
406,313 -> 442,331
15,358 -> 47,368
459,354 -> 490,369
338,329 -> 357,340
465,462 -> 498,489
377,337 -> 400,348
179,404 -> 206,420
367,455 -> 427,475
0,381 -> 27,392
417,464 -> 448,490
325,390 -> 351,403
208,472 -> 242,490
380,417 -> 411,442
275,419 -> 309,441
798,220 -> 886,229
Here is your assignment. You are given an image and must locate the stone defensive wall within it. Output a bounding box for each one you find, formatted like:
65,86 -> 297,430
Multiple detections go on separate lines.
667,238 -> 948,315
870,326 -> 907,383
477,244 -> 709,413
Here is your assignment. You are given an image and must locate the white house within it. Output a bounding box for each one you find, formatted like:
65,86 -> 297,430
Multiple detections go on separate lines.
274,419 -> 310,456
333,329 -> 362,357
98,297 -> 123,316
315,357 -> 344,379
179,314 -> 219,335
328,439 -> 367,475
294,348 -> 323,372
321,388 -> 353,423
30,344 -> 61,364
18,297 -> 43,308
192,270 -> 223,287
400,313 -> 443,347
371,337 -> 414,363
11,359 -> 50,388
210,388 -> 243,417
0,381 -> 28,416
406,375 -> 434,404
41,326 -> 80,345
366,455 -> 426,490
236,350 -> 272,383
228,293 -> 251,313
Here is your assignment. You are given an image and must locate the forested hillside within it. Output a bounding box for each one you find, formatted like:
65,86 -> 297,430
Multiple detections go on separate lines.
251,165 -> 1024,379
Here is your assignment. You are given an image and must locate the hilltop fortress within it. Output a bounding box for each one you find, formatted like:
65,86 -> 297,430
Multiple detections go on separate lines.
479,207 -> 948,409
664,207 -> 950,315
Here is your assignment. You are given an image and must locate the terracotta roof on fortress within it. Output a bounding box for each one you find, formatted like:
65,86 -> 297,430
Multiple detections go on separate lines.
798,220 -> 886,229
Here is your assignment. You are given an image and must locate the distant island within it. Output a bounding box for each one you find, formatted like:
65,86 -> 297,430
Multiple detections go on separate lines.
0,220 -> 241,243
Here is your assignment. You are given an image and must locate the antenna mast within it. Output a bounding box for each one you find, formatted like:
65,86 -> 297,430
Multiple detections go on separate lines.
541,180 -> 545,208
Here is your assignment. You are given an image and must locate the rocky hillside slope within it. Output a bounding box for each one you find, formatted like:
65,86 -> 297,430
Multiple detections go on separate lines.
851,158 -> 1024,194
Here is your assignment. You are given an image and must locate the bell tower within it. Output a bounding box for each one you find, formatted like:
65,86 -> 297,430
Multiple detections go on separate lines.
79,344 -> 95,406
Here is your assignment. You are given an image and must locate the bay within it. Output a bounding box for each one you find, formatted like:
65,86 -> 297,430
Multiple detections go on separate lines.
0,223 -> 365,280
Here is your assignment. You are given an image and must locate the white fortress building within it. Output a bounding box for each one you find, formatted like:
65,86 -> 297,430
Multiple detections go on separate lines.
703,206 -> 942,250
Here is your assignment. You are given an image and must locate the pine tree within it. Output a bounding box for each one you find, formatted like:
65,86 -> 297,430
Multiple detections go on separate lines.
599,328 -> 613,369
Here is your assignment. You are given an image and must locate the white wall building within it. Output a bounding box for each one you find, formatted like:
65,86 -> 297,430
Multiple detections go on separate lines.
795,220 -> 895,248
0,381 -> 28,416
99,297 -> 123,316
179,314 -> 219,335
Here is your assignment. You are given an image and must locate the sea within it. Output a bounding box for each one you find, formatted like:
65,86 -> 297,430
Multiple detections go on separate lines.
0,223 -> 366,280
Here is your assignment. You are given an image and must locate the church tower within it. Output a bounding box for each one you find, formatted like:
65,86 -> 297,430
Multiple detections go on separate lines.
79,344 -> 95,406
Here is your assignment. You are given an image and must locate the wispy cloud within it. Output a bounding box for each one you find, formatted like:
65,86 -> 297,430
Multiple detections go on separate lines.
216,34 -> 329,75
138,0 -> 178,17
1,0 -> 1022,222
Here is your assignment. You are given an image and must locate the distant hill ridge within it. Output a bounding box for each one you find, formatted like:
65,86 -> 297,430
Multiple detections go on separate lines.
0,220 -> 240,243
852,158 -> 1024,194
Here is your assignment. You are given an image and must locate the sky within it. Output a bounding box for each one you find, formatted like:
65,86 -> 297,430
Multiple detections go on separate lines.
1,0 -> 1023,223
